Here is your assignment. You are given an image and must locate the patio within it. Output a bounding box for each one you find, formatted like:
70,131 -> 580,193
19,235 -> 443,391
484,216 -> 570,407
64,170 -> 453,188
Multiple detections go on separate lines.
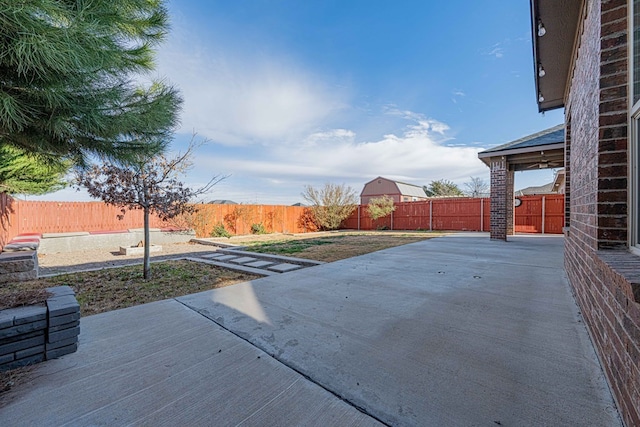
0,233 -> 621,426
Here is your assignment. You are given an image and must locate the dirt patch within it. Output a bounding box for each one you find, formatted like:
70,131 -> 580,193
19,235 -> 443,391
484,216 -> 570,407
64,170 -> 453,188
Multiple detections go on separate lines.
0,289 -> 51,311
36,241 -> 221,275
3,260 -> 260,317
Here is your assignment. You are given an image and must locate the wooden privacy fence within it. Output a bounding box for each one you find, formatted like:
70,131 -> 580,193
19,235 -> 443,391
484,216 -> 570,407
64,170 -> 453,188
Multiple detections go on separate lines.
514,195 -> 564,234
0,194 -> 565,248
343,195 -> 564,234
185,204 -> 310,237
0,197 -> 311,245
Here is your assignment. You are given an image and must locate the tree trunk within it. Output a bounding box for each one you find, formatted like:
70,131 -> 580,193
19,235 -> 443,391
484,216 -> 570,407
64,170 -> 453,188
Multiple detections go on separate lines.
143,207 -> 151,280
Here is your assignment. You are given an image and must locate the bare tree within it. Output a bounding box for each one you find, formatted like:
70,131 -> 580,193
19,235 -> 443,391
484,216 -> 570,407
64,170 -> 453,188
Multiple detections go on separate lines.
302,183 -> 358,230
464,176 -> 490,197
77,137 -> 225,279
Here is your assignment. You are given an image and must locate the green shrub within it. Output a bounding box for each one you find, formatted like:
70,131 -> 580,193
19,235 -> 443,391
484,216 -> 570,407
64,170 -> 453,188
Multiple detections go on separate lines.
251,223 -> 267,235
211,223 -> 232,238
367,195 -> 396,220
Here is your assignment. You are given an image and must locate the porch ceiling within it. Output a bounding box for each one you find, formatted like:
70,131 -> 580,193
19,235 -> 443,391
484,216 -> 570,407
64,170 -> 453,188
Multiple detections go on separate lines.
531,0 -> 582,112
499,145 -> 564,171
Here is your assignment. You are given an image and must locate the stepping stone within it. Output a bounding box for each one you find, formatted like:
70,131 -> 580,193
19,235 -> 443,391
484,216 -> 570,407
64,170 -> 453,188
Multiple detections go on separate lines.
201,253 -> 225,259
244,260 -> 275,268
215,255 -> 240,261
268,263 -> 301,273
228,257 -> 258,265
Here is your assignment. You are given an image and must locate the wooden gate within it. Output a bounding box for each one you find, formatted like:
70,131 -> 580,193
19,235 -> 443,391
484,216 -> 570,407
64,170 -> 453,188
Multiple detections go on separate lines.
514,194 -> 564,234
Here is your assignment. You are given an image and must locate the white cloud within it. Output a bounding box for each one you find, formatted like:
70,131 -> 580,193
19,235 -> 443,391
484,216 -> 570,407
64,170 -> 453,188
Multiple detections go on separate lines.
32,111 -> 490,204
452,89 -> 465,104
156,28 -> 347,146
303,129 -> 355,147
483,39 -> 514,59
193,110 -> 488,194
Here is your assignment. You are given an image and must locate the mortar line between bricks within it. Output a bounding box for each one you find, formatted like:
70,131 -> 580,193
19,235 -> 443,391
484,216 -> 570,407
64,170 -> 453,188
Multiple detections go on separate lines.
173,298 -> 390,427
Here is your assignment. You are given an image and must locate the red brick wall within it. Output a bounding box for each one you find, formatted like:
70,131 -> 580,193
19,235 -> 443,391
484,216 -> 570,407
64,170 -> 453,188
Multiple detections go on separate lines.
565,244 -> 640,426
566,0 -> 601,253
564,0 -> 640,425
598,0 -> 629,248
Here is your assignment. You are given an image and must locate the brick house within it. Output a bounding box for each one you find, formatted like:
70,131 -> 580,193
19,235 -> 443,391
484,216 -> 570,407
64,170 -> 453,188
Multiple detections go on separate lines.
527,1 -> 639,425
360,177 -> 428,205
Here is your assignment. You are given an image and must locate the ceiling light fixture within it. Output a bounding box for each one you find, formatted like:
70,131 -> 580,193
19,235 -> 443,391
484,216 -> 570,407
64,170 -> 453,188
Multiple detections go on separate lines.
538,63 -> 546,77
537,20 -> 546,37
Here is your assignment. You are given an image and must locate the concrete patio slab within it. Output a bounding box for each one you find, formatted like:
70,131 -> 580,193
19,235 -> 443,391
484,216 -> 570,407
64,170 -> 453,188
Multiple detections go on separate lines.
0,233 -> 622,426
177,233 -> 622,426
0,300 -> 381,426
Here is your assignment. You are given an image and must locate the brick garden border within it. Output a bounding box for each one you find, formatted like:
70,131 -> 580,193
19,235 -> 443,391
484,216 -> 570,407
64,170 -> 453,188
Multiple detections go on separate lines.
0,286 -> 80,371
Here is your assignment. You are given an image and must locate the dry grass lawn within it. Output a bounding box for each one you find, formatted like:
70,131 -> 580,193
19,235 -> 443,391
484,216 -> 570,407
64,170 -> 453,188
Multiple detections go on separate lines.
242,231 -> 445,262
0,260 -> 260,317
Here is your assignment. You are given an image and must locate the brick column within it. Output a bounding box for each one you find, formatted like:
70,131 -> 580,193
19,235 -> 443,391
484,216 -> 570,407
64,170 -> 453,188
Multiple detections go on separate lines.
490,157 -> 508,240
506,168 -> 515,235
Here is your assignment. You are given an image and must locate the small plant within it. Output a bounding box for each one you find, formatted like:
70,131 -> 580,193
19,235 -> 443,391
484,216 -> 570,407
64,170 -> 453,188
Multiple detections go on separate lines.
251,223 -> 267,235
211,223 -> 232,238
367,195 -> 396,221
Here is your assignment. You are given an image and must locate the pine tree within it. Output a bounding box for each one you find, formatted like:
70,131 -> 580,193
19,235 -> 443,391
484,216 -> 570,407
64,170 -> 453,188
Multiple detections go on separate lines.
0,0 -> 181,164
424,179 -> 464,197
0,146 -> 69,195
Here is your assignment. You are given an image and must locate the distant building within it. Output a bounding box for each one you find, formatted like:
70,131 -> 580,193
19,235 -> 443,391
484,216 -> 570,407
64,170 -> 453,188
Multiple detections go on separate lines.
208,199 -> 237,205
360,177 -> 427,205
515,169 -> 565,196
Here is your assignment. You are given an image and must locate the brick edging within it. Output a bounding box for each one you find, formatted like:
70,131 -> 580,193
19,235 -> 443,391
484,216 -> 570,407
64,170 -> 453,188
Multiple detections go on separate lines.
0,286 -> 80,371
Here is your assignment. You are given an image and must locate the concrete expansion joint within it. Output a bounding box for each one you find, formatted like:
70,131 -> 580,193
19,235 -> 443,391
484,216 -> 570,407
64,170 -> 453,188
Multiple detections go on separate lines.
173,298 -> 391,427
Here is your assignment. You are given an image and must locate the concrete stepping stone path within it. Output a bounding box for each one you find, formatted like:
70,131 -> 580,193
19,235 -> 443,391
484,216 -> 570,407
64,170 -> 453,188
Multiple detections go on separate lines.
187,247 -> 324,276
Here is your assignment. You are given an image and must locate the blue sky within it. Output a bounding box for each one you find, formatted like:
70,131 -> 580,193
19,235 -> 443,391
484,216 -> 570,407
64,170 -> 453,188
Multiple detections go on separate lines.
36,0 -> 564,204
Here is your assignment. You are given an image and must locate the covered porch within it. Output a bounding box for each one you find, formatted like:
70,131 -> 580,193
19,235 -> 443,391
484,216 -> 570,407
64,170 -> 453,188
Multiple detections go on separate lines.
478,124 -> 565,240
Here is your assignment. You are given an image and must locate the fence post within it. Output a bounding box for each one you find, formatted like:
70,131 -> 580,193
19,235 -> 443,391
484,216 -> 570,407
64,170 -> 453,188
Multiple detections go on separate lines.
358,205 -> 361,230
429,200 -> 433,231
391,210 -> 394,230
480,198 -> 484,232
542,196 -> 546,234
